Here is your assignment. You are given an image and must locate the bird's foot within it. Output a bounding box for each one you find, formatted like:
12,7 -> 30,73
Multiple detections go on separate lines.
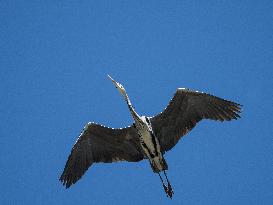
163,183 -> 168,195
162,183 -> 174,199
167,182 -> 174,198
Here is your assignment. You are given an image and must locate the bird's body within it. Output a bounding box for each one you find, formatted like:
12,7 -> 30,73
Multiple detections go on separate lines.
134,116 -> 167,173
60,75 -> 242,198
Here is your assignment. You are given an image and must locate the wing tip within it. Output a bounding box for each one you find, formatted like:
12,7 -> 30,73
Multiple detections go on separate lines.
59,175 -> 77,189
59,176 -> 70,188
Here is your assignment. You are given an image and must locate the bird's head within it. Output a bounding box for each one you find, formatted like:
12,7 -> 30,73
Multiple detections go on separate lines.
108,75 -> 127,97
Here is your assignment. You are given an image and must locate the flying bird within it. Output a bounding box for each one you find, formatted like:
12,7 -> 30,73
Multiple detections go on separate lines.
60,75 -> 241,198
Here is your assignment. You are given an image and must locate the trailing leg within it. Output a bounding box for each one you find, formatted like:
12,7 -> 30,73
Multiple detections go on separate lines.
163,170 -> 174,198
158,173 -> 168,195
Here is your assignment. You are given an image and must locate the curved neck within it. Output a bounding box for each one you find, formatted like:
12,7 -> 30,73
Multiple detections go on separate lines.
122,92 -> 141,122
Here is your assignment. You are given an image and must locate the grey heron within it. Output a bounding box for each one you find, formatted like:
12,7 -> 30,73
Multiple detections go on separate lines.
60,75 -> 241,198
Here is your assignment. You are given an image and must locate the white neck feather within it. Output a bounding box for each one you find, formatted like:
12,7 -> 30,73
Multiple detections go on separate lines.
123,92 -> 141,120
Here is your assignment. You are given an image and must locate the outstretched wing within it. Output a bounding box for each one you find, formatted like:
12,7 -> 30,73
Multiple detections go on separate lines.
60,122 -> 144,188
150,88 -> 242,153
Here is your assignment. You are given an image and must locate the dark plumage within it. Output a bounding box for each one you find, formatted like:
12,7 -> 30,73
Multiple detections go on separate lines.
60,124 -> 144,188
60,77 -> 241,198
150,88 -> 241,153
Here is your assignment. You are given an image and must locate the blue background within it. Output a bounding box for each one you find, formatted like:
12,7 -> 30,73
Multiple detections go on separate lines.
1,1 -> 272,204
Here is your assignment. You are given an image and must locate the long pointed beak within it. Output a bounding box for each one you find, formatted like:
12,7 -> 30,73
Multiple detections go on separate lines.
107,74 -> 115,82
107,74 -> 118,87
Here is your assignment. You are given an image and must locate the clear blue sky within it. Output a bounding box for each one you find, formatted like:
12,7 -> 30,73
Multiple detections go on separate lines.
1,1 -> 272,204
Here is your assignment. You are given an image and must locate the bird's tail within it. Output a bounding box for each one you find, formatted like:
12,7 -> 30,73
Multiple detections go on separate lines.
161,157 -> 168,171
151,156 -> 168,173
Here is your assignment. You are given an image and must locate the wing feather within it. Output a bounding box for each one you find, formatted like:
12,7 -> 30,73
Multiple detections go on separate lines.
60,123 -> 143,188
150,88 -> 242,152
